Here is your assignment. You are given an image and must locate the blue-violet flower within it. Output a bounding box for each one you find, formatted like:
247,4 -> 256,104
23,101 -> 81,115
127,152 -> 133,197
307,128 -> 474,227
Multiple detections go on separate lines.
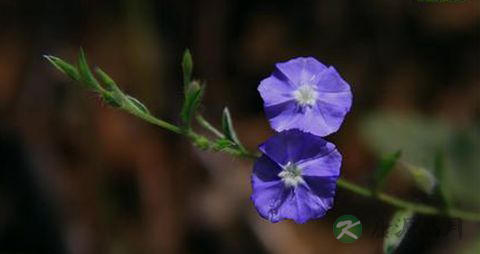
251,129 -> 341,223
258,57 -> 352,136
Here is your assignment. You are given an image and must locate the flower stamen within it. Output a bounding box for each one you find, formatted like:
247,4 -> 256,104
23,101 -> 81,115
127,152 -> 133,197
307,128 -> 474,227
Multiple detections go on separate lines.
278,162 -> 304,187
293,85 -> 318,106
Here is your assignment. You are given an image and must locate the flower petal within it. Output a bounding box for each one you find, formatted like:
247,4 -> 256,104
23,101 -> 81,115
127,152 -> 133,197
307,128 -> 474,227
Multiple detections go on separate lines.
258,71 -> 295,107
303,176 -> 337,210
299,147 -> 342,177
267,103 -> 337,137
289,184 -> 332,223
251,175 -> 331,223
265,183 -> 332,224
250,175 -> 290,222
315,67 -> 351,93
260,58 -> 352,137
275,57 -> 328,87
253,154 -> 283,182
258,129 -> 333,165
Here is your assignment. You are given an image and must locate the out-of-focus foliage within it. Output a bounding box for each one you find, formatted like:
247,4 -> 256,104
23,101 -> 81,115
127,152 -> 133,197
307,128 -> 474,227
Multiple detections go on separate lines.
361,112 -> 480,207
373,150 -> 402,191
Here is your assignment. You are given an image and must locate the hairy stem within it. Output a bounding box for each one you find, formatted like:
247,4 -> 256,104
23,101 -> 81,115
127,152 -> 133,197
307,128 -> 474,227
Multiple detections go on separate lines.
336,178 -> 480,221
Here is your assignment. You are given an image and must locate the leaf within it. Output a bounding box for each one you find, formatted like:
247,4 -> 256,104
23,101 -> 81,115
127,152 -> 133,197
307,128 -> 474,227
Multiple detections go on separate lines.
182,49 -> 193,89
95,68 -> 148,114
180,81 -> 204,126
77,49 -> 102,90
102,93 -> 121,108
94,67 -> 116,91
360,112 -> 480,208
95,67 -> 127,106
221,107 -> 244,150
44,55 -> 80,81
404,163 -> 437,195
384,209 -> 415,254
126,95 -> 149,114
374,150 -> 402,190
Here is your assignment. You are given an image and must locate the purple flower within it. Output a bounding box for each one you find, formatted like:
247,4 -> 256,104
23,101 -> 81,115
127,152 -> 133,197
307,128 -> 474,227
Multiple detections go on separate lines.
258,57 -> 352,136
251,129 -> 341,223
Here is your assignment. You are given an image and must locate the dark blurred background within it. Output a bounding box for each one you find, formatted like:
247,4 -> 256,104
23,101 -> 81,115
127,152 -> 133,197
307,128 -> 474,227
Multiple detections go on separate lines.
0,0 -> 479,253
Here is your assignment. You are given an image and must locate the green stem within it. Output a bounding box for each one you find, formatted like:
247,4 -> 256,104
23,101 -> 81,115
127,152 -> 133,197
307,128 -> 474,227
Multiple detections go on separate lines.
336,178 -> 480,221
122,103 -> 184,135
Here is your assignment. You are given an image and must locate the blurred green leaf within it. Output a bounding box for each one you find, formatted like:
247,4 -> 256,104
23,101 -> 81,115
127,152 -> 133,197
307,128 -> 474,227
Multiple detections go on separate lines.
374,150 -> 402,191
77,49 -> 102,90
360,112 -> 480,207
95,68 -> 149,114
384,209 -> 415,254
180,81 -> 204,127
182,49 -> 193,89
222,107 -> 244,150
94,67 -> 115,91
404,163 -> 437,195
44,55 -> 80,81
101,93 -> 121,108
445,129 -> 480,208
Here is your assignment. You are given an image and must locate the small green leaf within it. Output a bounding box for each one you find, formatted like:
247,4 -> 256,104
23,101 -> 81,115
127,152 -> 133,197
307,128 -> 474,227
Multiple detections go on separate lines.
196,114 -> 224,138
221,107 -> 244,150
102,93 -> 121,108
384,209 -> 415,254
94,67 -> 116,91
180,81 -> 204,127
44,55 -> 80,81
126,95 -> 149,114
374,150 -> 402,190
95,67 -> 149,116
404,163 -> 437,195
95,67 -> 126,106
182,49 -> 193,89
77,49 -> 102,90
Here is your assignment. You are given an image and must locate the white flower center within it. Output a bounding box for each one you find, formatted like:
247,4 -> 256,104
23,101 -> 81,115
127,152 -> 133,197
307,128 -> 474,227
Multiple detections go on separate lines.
293,85 -> 318,106
278,162 -> 304,187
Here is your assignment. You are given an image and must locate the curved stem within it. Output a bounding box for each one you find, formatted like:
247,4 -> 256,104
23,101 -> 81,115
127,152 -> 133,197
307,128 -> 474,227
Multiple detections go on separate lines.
122,103 -> 184,135
337,178 -> 480,221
